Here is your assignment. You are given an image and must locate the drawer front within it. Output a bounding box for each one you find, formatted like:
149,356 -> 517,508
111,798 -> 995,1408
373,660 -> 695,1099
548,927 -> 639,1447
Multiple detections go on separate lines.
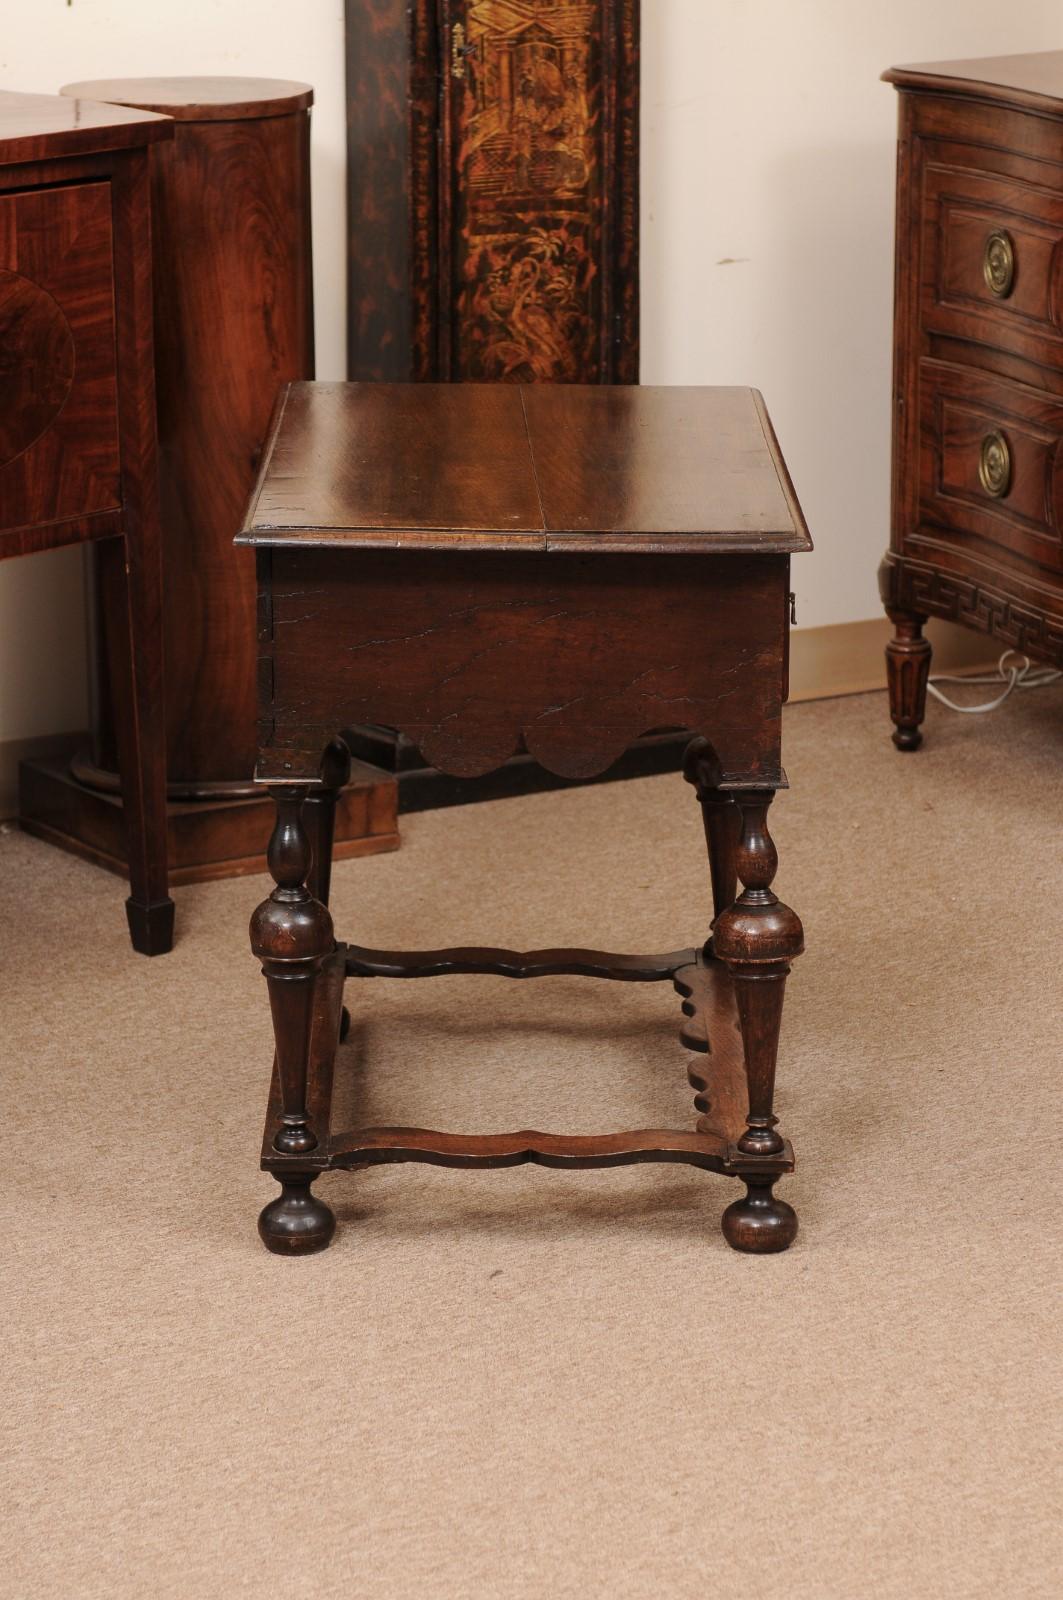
0,181 -> 121,533
918,361 -> 1063,570
922,161 -> 1063,370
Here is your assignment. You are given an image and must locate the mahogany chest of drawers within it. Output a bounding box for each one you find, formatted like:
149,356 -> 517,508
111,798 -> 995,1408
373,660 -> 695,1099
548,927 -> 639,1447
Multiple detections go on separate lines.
881,51 -> 1063,748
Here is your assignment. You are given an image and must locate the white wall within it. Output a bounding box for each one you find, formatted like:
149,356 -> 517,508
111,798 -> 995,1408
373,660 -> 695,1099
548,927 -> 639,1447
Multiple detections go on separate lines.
2,0 -> 1063,741
641,0 -> 1063,625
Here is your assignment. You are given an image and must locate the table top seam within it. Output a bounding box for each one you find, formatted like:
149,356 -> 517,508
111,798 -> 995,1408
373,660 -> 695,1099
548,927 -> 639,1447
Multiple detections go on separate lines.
518,385 -> 548,534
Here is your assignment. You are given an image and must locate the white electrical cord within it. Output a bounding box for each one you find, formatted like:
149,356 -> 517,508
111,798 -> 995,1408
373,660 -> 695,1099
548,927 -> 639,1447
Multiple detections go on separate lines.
927,649 -> 1062,714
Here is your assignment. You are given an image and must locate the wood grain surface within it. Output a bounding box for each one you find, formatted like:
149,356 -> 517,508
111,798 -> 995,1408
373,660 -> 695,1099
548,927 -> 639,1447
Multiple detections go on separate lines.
240,382 -> 812,553
440,0 -> 639,384
884,50 -> 1063,113
61,79 -> 315,792
0,89 -> 171,165
258,546 -> 789,782
61,78 -> 313,122
0,182 -> 121,542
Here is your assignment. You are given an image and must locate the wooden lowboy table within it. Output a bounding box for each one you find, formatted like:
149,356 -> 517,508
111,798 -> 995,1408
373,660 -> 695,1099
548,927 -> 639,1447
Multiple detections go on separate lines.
240,382 -> 812,1255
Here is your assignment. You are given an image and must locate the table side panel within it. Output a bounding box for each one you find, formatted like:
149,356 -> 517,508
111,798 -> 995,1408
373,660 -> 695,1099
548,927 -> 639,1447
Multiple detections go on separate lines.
256,547 -> 789,783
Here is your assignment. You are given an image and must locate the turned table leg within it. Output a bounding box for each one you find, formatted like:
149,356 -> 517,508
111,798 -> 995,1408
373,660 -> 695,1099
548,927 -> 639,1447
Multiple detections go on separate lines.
304,738 -> 353,1043
885,607 -> 932,751
252,785 -> 337,1254
683,737 -> 740,944
713,789 -> 803,1253
304,738 -> 351,906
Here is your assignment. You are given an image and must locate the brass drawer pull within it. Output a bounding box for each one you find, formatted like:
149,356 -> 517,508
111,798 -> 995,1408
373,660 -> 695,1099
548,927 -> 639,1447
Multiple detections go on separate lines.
983,229 -> 1015,298
978,430 -> 1011,497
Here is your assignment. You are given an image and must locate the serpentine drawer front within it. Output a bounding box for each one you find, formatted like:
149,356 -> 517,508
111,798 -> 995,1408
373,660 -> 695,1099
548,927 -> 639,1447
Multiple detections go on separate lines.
919,360 -> 1063,570
923,162 -> 1063,364
0,181 -> 121,536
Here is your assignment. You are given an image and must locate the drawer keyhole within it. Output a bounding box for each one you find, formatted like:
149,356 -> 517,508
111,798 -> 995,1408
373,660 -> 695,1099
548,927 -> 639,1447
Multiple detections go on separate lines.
983,230 -> 1015,298
978,430 -> 1012,498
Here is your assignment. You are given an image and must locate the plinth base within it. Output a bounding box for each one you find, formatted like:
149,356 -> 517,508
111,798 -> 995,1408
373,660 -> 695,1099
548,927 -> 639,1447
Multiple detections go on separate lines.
18,746 -> 399,884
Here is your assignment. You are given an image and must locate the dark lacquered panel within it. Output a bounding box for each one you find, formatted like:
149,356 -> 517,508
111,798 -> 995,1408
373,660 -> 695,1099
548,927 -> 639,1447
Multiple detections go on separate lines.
440,0 -> 638,384
344,1 -> 639,385
242,382 -> 543,539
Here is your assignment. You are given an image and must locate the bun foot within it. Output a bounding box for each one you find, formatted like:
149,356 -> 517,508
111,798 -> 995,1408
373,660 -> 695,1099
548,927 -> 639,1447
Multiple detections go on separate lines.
258,1174 -> 336,1255
721,1178 -> 797,1254
891,725 -> 923,752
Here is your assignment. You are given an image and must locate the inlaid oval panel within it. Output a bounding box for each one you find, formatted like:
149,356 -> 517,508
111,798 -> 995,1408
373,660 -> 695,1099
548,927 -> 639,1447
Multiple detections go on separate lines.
0,270 -> 76,465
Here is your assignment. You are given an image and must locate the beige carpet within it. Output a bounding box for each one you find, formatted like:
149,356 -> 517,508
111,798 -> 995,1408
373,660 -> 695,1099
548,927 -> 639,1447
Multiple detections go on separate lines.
3,688 -> 1061,1600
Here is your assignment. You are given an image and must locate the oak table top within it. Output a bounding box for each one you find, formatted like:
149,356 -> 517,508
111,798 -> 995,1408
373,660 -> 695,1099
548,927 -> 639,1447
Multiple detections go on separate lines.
238,382 -> 813,555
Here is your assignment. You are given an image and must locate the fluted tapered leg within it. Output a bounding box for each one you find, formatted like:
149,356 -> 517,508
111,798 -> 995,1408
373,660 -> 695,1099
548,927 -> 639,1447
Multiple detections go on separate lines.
886,607 -> 932,751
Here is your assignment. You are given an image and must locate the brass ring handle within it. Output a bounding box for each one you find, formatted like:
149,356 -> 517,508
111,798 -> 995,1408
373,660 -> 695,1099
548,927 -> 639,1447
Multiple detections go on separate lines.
978,430 -> 1011,498
983,230 -> 1015,298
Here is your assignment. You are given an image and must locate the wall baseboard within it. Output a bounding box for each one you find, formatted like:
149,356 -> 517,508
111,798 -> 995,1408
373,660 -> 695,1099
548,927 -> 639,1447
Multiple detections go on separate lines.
0,619 -> 996,821
788,616 -> 993,703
